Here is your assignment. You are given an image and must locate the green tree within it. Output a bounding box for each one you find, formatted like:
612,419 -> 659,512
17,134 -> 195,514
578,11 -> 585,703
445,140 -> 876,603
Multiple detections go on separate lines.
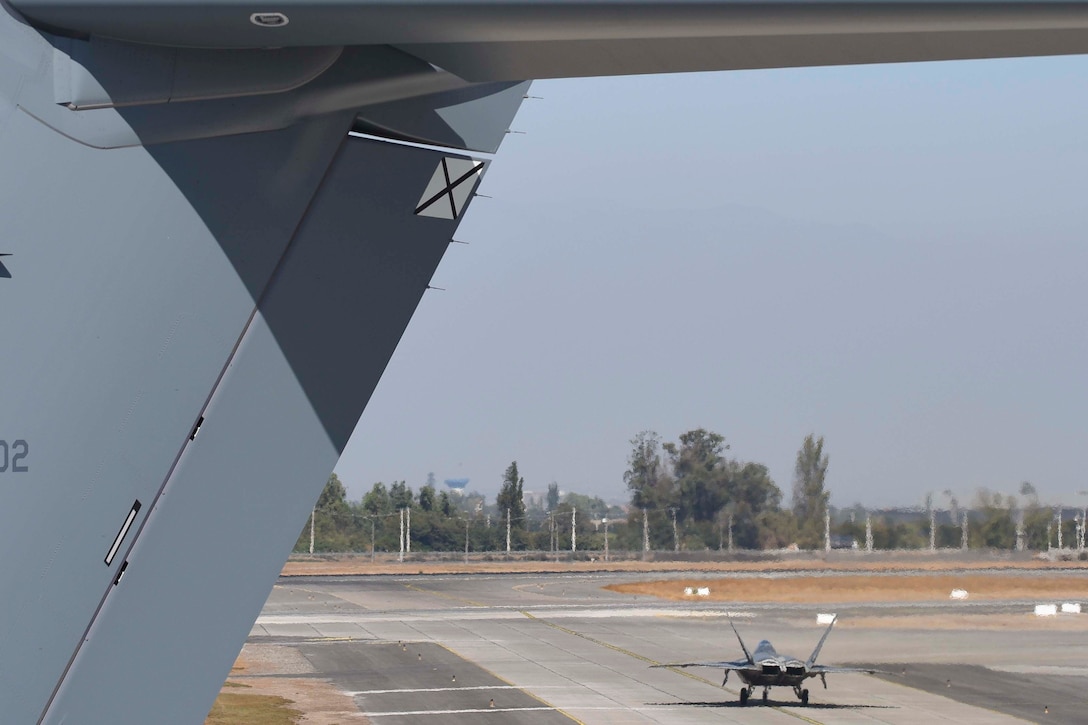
418,484 -> 436,512
624,431 -> 669,510
664,428 -> 729,522
972,488 -> 1016,549
362,482 -> 391,515
389,480 -> 414,509
496,461 -> 526,530
792,434 -> 829,548
317,473 -> 348,511
438,491 -> 454,517
547,482 -> 560,511
728,462 -> 784,548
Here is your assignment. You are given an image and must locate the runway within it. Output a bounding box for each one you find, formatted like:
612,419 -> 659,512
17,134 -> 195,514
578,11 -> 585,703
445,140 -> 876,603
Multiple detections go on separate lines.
243,570 -> 1088,723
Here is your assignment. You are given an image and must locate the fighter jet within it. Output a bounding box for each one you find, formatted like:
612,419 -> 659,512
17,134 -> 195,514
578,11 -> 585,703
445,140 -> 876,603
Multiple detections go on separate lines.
654,616 -> 877,706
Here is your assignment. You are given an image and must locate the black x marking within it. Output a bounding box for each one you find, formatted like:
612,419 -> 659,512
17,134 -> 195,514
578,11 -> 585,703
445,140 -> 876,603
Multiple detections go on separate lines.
415,159 -> 484,217
0,253 -> 10,279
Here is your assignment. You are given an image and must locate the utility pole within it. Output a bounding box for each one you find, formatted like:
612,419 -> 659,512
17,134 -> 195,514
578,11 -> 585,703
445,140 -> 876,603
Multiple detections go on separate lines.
961,510 -> 968,550
506,507 -> 511,554
865,514 -> 873,553
824,509 -> 831,553
309,507 -> 315,555
603,517 -> 610,562
669,507 -> 679,553
399,508 -> 404,563
728,513 -> 734,553
642,508 -> 649,554
929,503 -> 936,552
571,507 -> 577,553
1056,507 -> 1063,551
370,516 -> 376,563
1016,515 -> 1025,552
464,517 -> 470,564
406,507 -> 411,554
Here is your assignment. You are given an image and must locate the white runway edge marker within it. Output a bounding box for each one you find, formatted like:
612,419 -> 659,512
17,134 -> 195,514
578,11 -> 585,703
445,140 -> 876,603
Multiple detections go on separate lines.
696,587 -> 710,597
1034,604 -> 1058,617
950,589 -> 969,600
1061,603 -> 1081,614
816,613 -> 836,624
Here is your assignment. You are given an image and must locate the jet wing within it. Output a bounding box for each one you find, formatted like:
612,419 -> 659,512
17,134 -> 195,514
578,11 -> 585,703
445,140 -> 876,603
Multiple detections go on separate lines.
653,659 -> 757,670
809,664 -> 886,675
11,1 -> 1088,80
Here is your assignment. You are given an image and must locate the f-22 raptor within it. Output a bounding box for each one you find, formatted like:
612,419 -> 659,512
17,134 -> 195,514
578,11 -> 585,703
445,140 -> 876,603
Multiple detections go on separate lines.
655,615 -> 877,706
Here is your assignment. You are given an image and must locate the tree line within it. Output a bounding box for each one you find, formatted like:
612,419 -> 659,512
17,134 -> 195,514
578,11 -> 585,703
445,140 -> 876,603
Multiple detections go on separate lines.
623,429 -> 829,550
294,463 -> 626,555
296,433 -> 1076,555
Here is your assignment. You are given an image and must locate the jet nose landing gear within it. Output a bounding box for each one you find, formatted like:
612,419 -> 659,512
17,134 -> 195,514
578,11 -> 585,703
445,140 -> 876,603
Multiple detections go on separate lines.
793,685 -> 810,705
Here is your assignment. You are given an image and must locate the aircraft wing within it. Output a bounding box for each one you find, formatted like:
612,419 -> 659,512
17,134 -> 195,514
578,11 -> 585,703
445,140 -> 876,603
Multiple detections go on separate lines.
653,658 -> 757,670
11,0 -> 1088,80
809,664 -> 886,675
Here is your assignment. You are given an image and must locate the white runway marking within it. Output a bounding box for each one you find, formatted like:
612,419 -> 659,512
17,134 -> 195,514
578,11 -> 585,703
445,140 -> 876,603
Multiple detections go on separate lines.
364,706 -> 690,717
365,706 -> 556,716
348,684 -> 562,695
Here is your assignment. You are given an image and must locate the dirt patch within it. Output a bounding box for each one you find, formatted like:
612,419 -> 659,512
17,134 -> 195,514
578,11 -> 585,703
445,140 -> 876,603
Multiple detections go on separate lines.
205,689 -> 300,725
605,574 -> 1088,603
211,644 -> 364,725
282,555 -> 1088,578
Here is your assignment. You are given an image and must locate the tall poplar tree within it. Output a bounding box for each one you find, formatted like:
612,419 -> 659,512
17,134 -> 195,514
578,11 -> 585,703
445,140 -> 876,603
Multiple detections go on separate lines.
497,461 -> 526,530
792,434 -> 829,547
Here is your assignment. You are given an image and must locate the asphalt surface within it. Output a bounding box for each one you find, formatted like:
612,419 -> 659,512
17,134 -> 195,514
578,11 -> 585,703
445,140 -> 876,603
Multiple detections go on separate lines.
246,569 -> 1088,723
866,663 -> 1086,724
297,640 -> 572,723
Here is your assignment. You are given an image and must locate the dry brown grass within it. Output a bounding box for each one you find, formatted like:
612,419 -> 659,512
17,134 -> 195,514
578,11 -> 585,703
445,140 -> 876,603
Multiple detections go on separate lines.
282,554 -> 1088,578
205,690 -> 301,725
208,646 -> 364,725
605,573 -> 1088,603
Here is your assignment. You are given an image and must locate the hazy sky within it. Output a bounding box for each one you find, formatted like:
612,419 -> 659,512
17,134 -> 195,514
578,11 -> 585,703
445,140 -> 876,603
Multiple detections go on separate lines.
335,55 -> 1088,510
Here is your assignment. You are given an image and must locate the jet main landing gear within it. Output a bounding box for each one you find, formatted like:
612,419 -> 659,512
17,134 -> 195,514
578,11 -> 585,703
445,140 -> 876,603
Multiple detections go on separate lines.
792,685 -> 810,705
739,687 -> 750,705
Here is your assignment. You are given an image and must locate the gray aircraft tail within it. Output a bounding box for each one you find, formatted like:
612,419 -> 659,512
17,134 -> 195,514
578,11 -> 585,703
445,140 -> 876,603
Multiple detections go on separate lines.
806,615 -> 838,668
730,620 -> 755,665
0,12 -> 526,723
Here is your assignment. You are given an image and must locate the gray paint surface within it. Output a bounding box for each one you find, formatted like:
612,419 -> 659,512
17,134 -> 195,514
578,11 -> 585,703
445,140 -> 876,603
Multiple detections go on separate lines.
11,0 -> 1088,74
0,13 -> 351,723
43,137 -> 479,723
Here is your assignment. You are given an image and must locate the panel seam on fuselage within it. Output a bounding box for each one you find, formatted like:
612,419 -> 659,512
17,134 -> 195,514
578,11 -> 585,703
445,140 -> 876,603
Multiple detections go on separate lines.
36,123 -> 356,725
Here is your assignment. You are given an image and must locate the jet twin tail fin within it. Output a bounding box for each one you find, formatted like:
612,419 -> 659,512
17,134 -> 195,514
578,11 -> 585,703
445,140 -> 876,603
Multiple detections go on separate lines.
806,614 -> 838,668
730,619 -> 755,665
